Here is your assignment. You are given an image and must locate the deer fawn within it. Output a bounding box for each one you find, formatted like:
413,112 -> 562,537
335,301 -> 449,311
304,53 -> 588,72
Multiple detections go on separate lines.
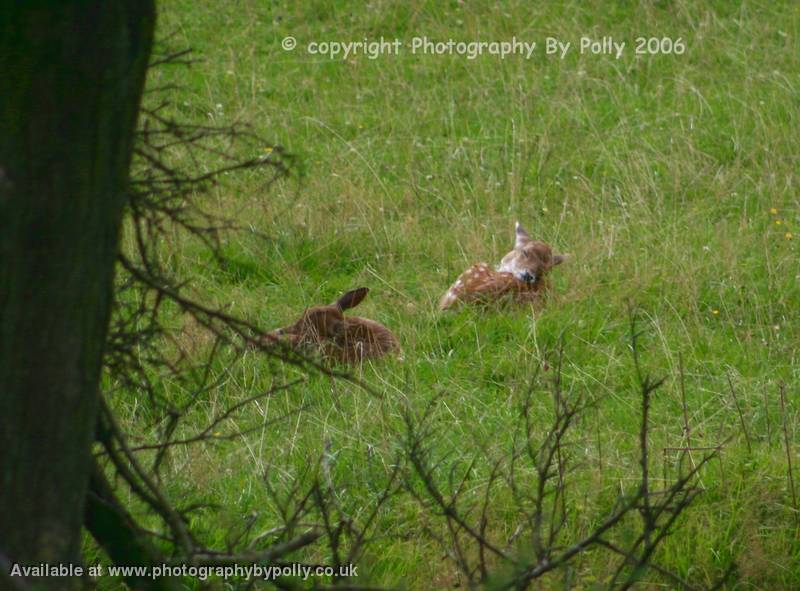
269,287 -> 400,364
439,222 -> 567,310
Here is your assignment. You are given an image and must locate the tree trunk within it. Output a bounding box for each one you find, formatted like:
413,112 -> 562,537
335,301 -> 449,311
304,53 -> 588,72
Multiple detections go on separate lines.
0,2 -> 155,589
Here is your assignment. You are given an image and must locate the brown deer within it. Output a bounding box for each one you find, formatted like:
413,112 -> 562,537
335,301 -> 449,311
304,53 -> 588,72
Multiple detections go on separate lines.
439,222 -> 567,310
269,287 -> 400,364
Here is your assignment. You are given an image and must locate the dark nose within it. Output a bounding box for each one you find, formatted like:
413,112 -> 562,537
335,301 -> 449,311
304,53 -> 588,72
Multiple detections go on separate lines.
521,271 -> 537,284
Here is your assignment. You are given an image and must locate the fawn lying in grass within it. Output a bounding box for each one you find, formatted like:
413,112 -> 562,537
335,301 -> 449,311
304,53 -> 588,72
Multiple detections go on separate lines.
439,222 -> 566,310
269,287 -> 400,364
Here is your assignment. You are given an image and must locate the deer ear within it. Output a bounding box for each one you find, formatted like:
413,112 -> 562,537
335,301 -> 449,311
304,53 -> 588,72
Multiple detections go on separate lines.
334,287 -> 369,311
514,221 -> 531,249
552,253 -> 568,266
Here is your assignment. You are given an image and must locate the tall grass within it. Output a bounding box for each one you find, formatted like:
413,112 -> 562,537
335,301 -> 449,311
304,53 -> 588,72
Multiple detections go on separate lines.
104,1 -> 800,588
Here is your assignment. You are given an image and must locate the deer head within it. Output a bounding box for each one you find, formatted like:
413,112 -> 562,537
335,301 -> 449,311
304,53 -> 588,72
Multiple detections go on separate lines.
270,287 -> 369,345
496,221 -> 567,286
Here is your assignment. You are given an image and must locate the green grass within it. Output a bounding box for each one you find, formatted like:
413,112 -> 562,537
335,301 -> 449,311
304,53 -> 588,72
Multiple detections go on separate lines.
101,1 -> 800,588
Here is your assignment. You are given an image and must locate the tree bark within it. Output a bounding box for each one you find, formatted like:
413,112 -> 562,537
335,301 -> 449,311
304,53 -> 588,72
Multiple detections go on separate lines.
0,2 -> 155,589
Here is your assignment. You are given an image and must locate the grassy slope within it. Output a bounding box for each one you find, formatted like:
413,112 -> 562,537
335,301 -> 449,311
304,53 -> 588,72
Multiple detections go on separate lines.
111,1 -> 800,588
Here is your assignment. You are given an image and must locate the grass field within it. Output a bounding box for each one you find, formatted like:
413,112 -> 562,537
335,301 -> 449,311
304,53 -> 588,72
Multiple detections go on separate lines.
103,1 -> 800,588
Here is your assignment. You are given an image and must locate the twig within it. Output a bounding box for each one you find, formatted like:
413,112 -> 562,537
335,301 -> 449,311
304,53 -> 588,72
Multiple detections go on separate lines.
762,383 -> 772,445
726,373 -> 752,454
779,382 -> 798,525
597,539 -> 700,591
100,399 -> 194,555
678,353 -> 697,475
182,530 -> 321,566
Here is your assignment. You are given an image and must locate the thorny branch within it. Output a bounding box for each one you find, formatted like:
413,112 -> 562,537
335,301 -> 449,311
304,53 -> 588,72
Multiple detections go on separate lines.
90,42 -> 396,589
402,315 -> 731,590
